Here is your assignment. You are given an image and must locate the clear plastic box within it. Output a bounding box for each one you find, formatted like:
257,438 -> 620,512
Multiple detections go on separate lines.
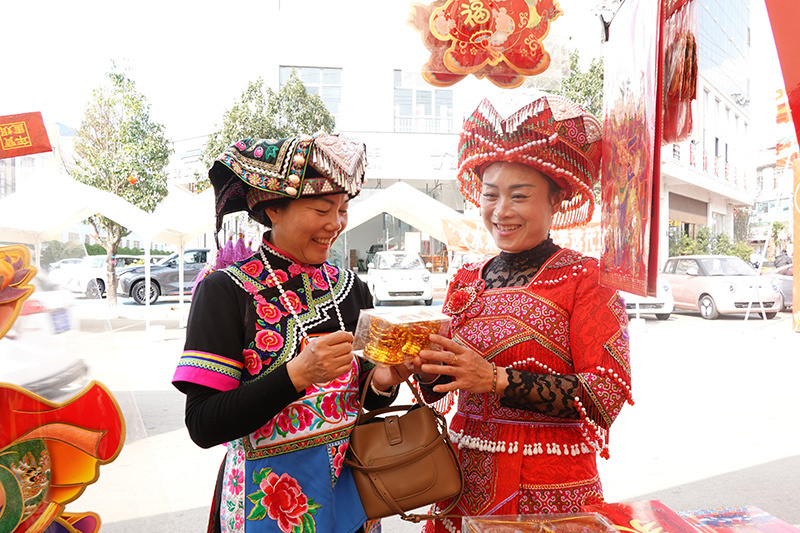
353,308 -> 451,366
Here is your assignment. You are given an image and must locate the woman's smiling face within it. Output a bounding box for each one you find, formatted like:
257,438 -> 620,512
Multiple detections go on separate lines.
265,193 -> 349,264
480,162 -> 566,253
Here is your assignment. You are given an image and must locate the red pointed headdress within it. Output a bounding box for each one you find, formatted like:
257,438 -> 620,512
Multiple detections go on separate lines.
457,94 -> 602,229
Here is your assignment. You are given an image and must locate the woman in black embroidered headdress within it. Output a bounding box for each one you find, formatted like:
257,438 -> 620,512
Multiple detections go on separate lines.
172,135 -> 408,533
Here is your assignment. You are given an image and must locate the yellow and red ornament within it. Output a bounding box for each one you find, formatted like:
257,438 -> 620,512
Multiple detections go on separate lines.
409,0 -> 563,88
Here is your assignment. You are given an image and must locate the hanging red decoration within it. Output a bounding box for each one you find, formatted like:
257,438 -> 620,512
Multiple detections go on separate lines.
127,174 -> 138,185
409,0 -> 563,88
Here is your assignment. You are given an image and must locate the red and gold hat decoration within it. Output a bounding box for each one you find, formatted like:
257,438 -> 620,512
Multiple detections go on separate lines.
457,94 -> 602,229
409,0 -> 563,88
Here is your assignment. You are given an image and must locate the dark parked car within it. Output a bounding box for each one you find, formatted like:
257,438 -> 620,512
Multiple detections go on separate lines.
116,249 -> 209,304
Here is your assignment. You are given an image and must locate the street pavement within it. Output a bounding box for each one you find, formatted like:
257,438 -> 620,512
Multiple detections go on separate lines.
63,294 -> 800,532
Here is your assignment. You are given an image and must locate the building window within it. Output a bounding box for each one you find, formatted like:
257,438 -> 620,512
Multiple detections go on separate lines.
0,160 -> 15,199
672,144 -> 680,160
393,69 -> 454,133
279,66 -> 342,117
712,213 -> 725,236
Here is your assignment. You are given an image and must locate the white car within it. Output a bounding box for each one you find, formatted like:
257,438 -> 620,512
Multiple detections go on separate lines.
52,254 -> 146,298
662,255 -> 783,319
367,251 -> 434,306
0,273 -> 89,400
619,277 -> 675,320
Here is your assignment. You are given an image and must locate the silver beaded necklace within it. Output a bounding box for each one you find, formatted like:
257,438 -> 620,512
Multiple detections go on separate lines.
259,247 -> 346,342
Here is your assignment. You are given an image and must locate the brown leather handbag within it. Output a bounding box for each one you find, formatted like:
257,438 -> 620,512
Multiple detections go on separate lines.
345,369 -> 463,522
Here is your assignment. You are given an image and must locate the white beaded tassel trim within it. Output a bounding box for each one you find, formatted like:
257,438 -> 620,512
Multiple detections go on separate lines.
448,429 -> 592,457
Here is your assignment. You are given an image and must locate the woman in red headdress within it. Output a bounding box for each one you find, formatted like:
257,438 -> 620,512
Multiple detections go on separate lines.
413,94 -> 634,532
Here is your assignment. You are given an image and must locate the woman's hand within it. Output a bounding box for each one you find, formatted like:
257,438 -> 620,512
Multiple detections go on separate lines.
416,334 -> 500,395
287,331 -> 355,391
370,362 -> 414,392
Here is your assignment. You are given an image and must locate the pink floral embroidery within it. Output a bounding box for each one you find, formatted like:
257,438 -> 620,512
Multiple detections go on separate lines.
256,301 -> 282,324
323,264 -> 338,283
332,442 -> 348,478
243,349 -> 263,375
227,467 -> 244,495
240,259 -> 264,277
288,263 -> 317,277
311,269 -> 329,290
276,405 -> 314,435
320,393 -> 343,420
255,329 -> 284,352
258,473 -> 309,533
253,419 -> 276,442
234,513 -> 244,529
281,290 -> 305,314
265,269 -> 289,287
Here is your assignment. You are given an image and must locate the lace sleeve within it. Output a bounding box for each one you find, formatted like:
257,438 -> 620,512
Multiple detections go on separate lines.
499,368 -> 580,418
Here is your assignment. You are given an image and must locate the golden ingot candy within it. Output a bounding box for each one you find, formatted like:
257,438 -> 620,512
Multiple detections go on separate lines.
400,321 -> 440,358
353,308 -> 451,366
363,316 -> 405,365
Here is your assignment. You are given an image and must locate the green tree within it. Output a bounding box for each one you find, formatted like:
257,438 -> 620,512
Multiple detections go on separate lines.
200,72 -> 336,185
41,240 -> 86,267
733,207 -> 750,243
695,227 -> 712,255
712,231 -> 732,255
72,64 -> 172,306
553,49 -> 604,119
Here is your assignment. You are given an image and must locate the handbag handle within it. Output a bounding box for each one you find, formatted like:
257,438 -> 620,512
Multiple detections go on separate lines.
347,367 -> 464,523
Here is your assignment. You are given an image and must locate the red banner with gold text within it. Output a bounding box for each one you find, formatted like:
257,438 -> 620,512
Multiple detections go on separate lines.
0,112 -> 52,160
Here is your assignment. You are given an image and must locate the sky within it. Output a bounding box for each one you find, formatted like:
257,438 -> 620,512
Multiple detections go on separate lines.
2,0 -> 607,143
1,0 -> 786,145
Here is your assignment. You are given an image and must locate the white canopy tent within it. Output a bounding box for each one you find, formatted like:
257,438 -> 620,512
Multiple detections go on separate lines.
0,174 -> 214,324
346,181 -> 463,243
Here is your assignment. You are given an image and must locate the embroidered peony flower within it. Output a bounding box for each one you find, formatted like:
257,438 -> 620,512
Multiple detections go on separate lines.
320,393 -> 343,420
253,419 -> 277,443
256,301 -> 282,324
332,442 -> 348,477
323,264 -> 338,284
258,472 -> 309,533
265,269 -> 289,287
227,467 -> 245,495
243,349 -> 263,375
235,141 -> 246,150
255,329 -> 284,352
275,405 -> 314,435
311,268 -> 330,291
281,291 -> 305,314
240,259 -> 264,277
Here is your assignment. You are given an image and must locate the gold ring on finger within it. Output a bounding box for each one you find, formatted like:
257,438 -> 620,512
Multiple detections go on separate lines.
450,354 -> 458,366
